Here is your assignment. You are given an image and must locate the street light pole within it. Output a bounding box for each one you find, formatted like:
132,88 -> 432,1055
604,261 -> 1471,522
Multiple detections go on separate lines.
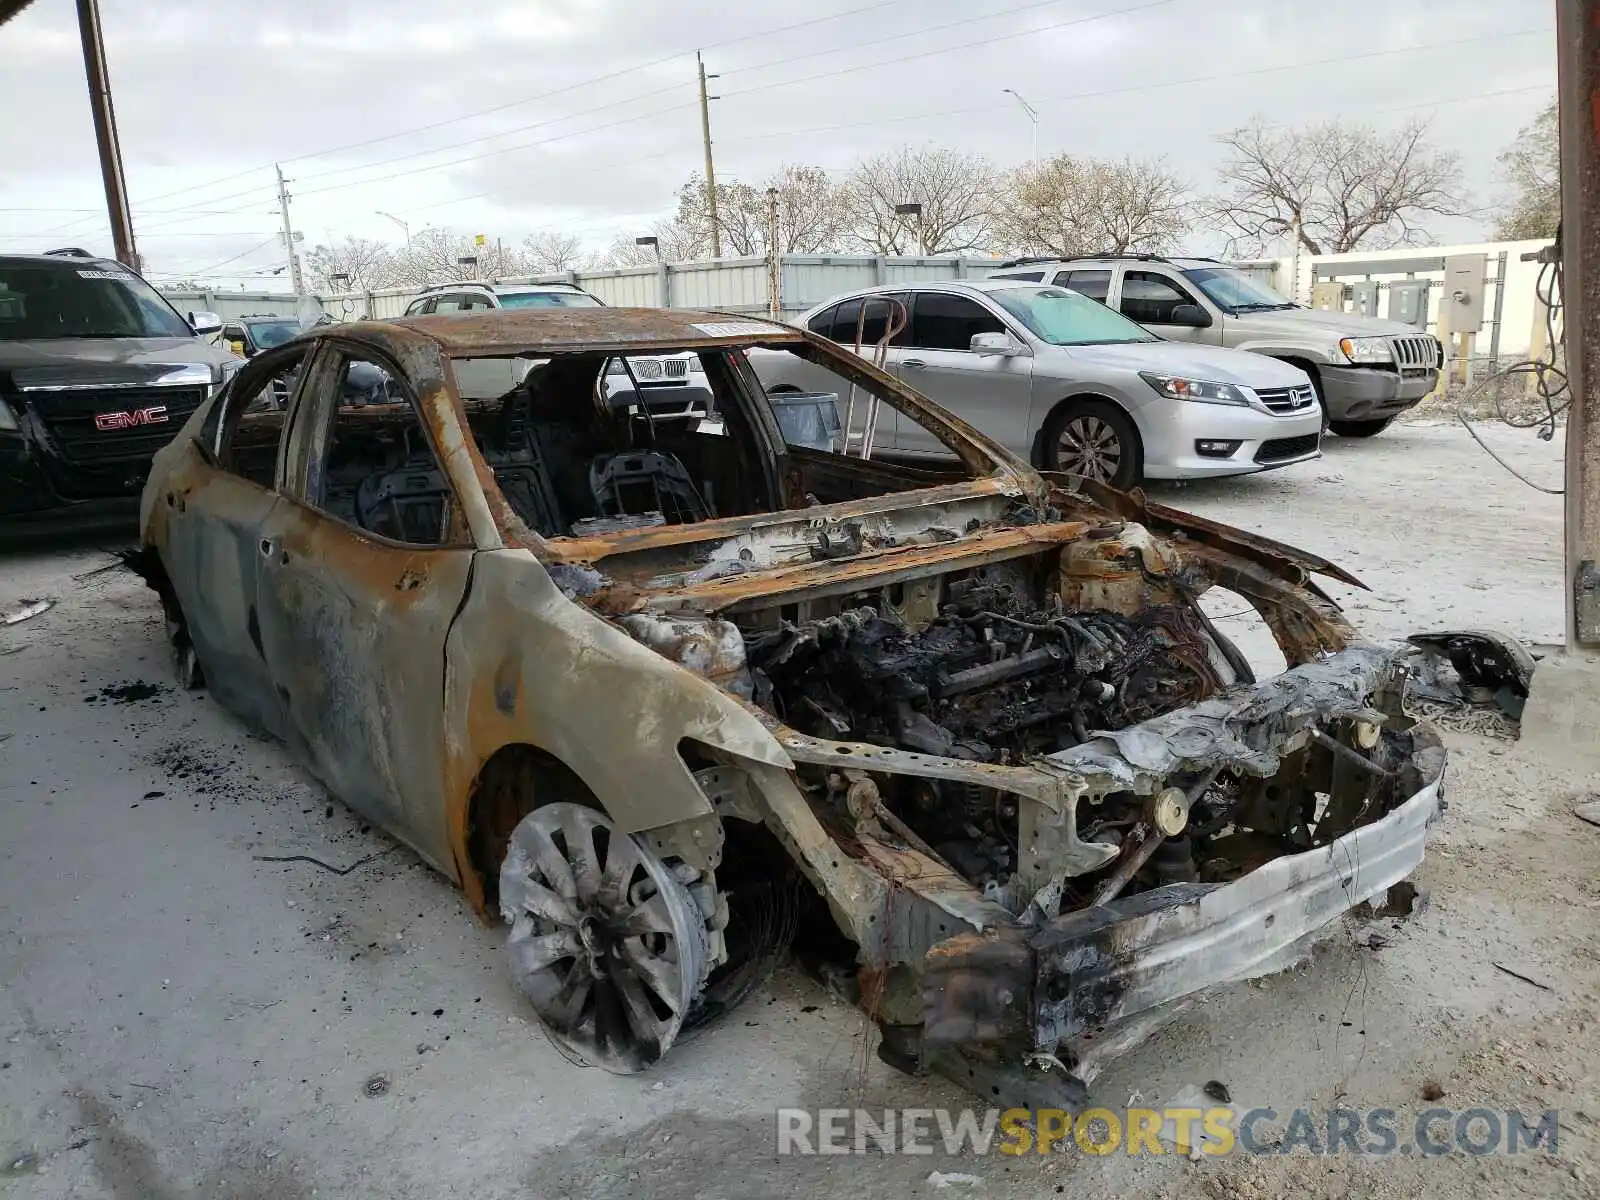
375,211 -> 411,246
74,0 -> 137,269
1002,88 -> 1040,165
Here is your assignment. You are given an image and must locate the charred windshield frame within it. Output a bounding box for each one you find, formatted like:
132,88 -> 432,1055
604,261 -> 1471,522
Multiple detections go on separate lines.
0,261 -> 193,340
988,285 -> 1160,346
1181,267 -> 1298,315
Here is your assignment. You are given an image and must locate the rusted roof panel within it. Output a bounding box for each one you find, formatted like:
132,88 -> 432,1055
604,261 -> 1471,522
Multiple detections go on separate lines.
365,308 -> 806,356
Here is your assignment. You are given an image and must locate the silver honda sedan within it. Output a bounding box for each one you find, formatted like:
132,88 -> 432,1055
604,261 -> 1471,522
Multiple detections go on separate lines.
753,279 -> 1323,487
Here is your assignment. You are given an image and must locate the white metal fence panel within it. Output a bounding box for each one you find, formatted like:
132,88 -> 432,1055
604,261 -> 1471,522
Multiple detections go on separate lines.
579,268 -> 658,307
671,257 -> 768,311
160,290 -> 316,321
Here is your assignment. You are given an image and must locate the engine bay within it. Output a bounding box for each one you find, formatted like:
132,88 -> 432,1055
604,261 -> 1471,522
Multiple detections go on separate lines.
716,552 -> 1422,910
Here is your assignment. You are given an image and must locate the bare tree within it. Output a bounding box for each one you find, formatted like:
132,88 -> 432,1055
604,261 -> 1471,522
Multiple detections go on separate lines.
993,155 -> 1190,258
521,230 -> 587,273
304,235 -> 399,292
1494,97 -> 1559,241
387,227 -> 495,287
669,166 -> 850,256
599,216 -> 706,267
841,146 -> 998,255
1204,116 -> 1469,256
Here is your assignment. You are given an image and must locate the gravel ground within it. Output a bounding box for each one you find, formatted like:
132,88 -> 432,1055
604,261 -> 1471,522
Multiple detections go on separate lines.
1,420 -> 1594,1199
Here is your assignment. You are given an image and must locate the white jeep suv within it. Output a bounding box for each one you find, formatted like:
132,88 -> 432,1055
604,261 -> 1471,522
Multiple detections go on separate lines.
402,282 -> 710,419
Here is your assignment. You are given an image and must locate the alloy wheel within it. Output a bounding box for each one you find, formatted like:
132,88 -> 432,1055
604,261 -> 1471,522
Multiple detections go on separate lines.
1055,414 -> 1124,483
499,803 -> 708,1073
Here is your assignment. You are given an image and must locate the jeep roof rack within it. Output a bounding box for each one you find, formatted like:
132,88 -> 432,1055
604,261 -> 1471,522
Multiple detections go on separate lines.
999,253 -> 1226,268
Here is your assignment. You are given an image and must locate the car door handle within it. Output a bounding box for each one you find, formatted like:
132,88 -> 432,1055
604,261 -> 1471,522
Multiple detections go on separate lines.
902,359 -> 927,369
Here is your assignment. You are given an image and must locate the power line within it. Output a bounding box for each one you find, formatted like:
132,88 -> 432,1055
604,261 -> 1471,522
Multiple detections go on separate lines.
718,0 -> 1123,83
711,27 -> 1555,146
720,0 -> 1177,100
182,234 -> 283,277
278,0 -> 908,171
168,0 -> 1169,208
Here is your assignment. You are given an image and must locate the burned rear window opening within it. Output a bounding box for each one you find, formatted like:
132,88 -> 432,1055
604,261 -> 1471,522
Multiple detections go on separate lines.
129,309 -> 1448,1105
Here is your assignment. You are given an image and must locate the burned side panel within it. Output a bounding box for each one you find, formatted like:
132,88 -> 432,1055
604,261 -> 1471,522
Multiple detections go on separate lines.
438,548 -> 792,911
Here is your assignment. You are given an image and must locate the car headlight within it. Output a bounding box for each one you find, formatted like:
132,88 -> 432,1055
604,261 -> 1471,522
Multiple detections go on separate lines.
687,356 -> 704,374
0,398 -> 17,432
605,357 -> 627,376
1139,372 -> 1249,406
1339,336 -> 1394,365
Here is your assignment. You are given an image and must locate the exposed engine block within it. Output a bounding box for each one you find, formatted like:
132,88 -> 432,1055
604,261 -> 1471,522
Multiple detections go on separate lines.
744,577 -> 1222,764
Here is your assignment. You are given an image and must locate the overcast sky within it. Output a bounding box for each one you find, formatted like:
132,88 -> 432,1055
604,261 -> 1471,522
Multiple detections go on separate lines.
0,0 -> 1557,287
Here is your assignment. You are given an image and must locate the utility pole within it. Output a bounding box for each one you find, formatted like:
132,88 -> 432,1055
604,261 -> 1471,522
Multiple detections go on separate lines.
75,0 -> 137,270
766,186 -> 781,319
697,51 -> 722,260
275,164 -> 304,294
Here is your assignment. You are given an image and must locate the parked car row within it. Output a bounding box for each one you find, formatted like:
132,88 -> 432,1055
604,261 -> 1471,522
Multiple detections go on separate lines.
989,255 -> 1444,438
0,246 -> 1442,539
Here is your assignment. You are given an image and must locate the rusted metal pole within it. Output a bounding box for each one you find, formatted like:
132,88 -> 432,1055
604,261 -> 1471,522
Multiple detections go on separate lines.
75,0 -> 137,270
1558,0 -> 1600,647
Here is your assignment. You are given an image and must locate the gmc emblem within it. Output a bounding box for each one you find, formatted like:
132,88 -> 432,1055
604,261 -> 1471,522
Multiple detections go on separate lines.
95,405 -> 169,431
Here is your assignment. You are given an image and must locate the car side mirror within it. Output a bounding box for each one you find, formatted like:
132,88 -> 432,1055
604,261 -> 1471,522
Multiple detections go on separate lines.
970,331 -> 1019,356
1168,303 -> 1212,329
189,310 -> 223,336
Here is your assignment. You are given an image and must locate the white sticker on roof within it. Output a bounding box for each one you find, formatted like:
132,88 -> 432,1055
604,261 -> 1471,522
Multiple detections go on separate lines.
76,269 -> 128,279
690,319 -> 786,337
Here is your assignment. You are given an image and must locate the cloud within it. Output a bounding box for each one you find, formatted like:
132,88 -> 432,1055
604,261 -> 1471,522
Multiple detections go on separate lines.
0,0 -> 1556,275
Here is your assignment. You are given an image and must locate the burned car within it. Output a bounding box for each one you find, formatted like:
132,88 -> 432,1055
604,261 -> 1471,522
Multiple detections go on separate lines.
130,308 -> 1444,1101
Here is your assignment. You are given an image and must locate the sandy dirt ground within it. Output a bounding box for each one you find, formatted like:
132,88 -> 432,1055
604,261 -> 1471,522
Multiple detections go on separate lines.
1,420 -> 1596,1199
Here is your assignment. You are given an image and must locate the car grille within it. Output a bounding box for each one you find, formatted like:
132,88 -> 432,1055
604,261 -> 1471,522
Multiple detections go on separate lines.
28,385 -> 207,465
1256,384 -> 1317,414
1255,433 -> 1320,464
1392,334 -> 1441,372
632,359 -> 664,380
662,359 -> 689,378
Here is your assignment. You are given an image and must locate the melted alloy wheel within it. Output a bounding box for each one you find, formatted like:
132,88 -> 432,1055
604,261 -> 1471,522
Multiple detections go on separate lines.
499,803 -> 708,1073
1055,414 -> 1123,483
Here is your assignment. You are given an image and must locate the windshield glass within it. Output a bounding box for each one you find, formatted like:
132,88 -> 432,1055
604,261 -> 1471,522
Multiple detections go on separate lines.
988,285 -> 1158,345
1182,267 -> 1295,313
0,260 -> 193,340
497,291 -> 603,309
245,319 -> 301,349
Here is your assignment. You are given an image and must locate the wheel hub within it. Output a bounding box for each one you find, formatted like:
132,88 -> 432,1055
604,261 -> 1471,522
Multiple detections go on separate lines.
499,803 -> 709,1073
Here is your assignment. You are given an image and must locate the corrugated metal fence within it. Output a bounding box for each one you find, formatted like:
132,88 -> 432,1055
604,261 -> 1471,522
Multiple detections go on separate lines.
300,255 -> 1011,323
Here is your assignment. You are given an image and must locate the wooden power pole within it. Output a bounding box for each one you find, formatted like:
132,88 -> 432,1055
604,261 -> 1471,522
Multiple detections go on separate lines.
75,0 -> 137,270
697,51 -> 721,260
1557,0 -> 1600,647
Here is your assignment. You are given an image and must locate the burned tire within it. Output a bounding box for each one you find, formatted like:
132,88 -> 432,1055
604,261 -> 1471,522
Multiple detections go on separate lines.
499,803 -> 709,1073
1328,418 -> 1393,438
1042,398 -> 1141,488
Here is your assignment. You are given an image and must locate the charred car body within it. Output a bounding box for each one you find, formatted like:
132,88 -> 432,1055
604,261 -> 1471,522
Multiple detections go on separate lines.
130,307 -> 1445,1100
0,251 -> 240,538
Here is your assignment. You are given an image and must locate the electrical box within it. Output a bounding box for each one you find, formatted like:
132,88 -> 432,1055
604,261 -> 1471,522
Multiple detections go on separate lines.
1443,253 -> 1486,335
1348,281 -> 1380,318
1388,280 -> 1430,328
1311,281 -> 1347,312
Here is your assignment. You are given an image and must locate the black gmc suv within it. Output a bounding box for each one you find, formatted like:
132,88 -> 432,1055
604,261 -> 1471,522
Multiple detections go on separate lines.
0,250 -> 242,539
